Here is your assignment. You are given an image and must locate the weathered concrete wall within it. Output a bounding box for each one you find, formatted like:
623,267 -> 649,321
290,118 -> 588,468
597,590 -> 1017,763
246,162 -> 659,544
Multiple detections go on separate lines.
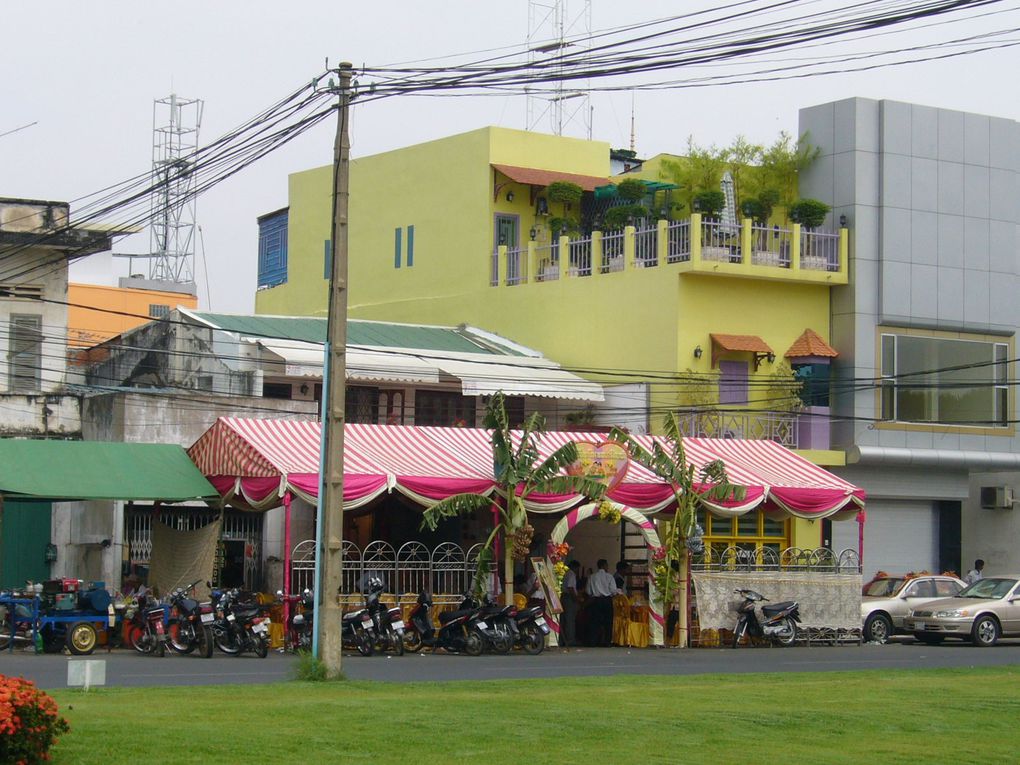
0,394 -> 80,437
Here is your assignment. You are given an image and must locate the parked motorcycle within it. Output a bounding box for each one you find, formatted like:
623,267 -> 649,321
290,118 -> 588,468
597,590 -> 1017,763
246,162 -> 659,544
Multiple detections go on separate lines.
403,591 -> 483,656
463,593 -> 516,654
280,589 -> 314,651
166,581 -> 214,658
126,593 -> 170,658
364,578 -> 405,656
341,602 -> 376,656
731,588 -> 800,648
213,588 -> 270,658
512,603 -> 549,655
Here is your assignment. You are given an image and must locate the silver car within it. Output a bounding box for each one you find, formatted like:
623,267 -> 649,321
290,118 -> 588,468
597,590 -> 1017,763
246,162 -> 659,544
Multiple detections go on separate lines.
862,575 -> 966,643
903,576 -> 1020,647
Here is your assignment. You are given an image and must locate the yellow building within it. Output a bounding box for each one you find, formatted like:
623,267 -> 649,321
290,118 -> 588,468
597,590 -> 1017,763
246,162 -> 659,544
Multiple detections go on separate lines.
255,126 -> 849,552
68,282 -> 198,348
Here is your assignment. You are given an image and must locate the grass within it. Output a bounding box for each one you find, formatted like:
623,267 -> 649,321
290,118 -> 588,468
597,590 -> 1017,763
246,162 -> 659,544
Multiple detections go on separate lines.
47,666 -> 1020,764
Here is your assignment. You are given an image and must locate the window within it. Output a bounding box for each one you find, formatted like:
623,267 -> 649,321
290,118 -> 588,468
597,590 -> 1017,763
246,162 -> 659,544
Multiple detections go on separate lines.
414,390 -> 476,427
346,386 -> 380,424
881,333 -> 1009,426
8,314 -> 42,392
697,508 -> 789,561
0,283 -> 43,300
935,579 -> 963,597
149,303 -> 170,318
793,362 -> 830,407
262,382 -> 292,400
257,210 -> 288,288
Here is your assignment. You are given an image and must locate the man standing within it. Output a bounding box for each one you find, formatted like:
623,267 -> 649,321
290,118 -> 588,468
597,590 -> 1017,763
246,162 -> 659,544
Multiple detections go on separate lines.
614,561 -> 630,592
560,560 -> 581,648
586,558 -> 621,647
965,559 -> 985,585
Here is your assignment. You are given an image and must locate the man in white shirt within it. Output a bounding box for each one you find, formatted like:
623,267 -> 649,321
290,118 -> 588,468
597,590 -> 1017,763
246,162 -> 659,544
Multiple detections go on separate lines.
965,559 -> 985,585
585,558 -> 621,646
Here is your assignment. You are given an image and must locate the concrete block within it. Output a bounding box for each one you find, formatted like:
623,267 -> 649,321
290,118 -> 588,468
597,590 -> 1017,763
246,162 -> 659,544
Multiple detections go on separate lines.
910,157 -> 938,212
881,153 -> 911,208
963,269 -> 990,327
963,165 -> 990,220
855,152 -> 880,206
938,162 -> 964,214
964,217 -> 990,271
834,99 -> 857,154
880,100 -> 912,155
854,257 -> 878,315
800,102 -> 836,156
910,210 -> 938,265
989,168 -> 1016,223
880,260 -> 911,316
938,109 -> 966,162
880,207 -> 911,261
854,98 -> 881,153
989,273 -> 1019,329
910,264 -> 938,320
833,152 -> 854,208
852,205 -> 880,260
937,214 -> 964,268
937,267 -> 964,325
911,104 -> 939,158
988,219 -> 1016,274
989,116 -> 1020,170
964,112 -> 991,166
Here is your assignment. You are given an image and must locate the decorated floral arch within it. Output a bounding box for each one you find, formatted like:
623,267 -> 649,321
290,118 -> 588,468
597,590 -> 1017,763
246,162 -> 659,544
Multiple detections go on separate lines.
547,501 -> 664,647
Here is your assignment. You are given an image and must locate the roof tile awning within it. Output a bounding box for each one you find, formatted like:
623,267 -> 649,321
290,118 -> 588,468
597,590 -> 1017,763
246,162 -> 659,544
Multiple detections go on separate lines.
785,328 -> 839,359
710,333 -> 773,368
492,163 -> 608,192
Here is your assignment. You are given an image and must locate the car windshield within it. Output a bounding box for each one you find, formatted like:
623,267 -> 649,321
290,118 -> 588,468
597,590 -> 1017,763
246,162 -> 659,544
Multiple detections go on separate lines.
958,578 -> 1018,599
865,578 -> 905,597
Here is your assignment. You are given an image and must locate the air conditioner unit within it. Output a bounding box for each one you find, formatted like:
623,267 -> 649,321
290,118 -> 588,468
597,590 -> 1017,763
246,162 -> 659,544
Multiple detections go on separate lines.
980,486 -> 1015,509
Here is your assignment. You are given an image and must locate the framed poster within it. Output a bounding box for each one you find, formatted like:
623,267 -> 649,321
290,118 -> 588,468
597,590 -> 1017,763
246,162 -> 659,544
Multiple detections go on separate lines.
530,556 -> 563,614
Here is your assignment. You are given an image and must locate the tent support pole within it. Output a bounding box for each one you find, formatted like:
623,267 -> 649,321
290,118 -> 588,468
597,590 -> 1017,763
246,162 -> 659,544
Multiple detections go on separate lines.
283,492 -> 293,631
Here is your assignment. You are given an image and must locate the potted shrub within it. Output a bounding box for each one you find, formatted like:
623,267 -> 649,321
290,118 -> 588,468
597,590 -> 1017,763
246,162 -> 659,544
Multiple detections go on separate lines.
693,190 -> 725,220
789,198 -> 831,267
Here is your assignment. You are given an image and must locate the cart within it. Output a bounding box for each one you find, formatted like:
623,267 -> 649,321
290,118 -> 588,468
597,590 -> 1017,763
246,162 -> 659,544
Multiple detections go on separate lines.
1,592 -> 118,655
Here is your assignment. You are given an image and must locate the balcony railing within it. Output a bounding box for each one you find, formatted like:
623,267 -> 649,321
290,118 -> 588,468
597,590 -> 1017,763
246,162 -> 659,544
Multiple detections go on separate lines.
490,214 -> 847,287
676,409 -> 799,448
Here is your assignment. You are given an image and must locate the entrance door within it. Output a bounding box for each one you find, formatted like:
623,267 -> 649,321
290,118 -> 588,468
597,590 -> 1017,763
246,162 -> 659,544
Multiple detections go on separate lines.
0,500 -> 52,588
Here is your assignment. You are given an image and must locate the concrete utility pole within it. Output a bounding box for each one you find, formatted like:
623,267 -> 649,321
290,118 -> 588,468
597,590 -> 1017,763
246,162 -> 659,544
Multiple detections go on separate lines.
316,62 -> 353,677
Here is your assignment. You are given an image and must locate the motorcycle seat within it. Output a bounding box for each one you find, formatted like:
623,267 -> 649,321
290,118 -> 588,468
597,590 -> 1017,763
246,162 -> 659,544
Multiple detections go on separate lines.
438,608 -> 473,625
762,601 -> 797,616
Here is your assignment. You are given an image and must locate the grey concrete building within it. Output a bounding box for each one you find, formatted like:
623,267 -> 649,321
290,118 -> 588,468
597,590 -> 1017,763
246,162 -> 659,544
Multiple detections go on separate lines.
800,98 -> 1020,576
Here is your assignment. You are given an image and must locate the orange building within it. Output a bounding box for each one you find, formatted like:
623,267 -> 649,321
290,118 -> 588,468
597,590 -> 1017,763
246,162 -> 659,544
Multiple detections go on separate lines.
68,282 -> 198,349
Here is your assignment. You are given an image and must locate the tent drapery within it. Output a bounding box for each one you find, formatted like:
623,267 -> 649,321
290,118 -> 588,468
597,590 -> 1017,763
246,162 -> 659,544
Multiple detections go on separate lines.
187,417 -> 865,519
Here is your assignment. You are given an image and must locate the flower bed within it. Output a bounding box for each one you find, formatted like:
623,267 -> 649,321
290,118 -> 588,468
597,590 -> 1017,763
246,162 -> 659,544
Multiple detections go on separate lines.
0,675 -> 70,764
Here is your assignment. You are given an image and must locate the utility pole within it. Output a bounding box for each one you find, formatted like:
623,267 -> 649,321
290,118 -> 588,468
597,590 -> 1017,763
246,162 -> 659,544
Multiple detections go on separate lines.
316,61 -> 353,677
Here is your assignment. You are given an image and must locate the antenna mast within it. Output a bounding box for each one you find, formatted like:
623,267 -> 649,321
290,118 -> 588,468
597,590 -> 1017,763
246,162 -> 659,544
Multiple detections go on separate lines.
149,94 -> 203,284
525,0 -> 592,138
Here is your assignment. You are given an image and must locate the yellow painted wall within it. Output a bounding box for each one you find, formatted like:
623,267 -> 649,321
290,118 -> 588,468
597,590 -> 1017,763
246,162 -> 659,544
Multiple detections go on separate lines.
254,126 -> 611,318
67,283 -> 198,348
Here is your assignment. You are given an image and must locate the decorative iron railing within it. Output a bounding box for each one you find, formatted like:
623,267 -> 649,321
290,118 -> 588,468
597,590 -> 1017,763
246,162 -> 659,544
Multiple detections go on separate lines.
676,409 -> 799,448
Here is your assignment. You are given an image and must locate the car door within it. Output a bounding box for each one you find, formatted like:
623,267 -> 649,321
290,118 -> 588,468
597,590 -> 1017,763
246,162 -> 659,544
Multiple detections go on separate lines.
1003,582 -> 1020,636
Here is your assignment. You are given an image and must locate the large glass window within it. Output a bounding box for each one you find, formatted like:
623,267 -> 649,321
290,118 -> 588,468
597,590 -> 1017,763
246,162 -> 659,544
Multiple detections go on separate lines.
880,333 -> 1009,427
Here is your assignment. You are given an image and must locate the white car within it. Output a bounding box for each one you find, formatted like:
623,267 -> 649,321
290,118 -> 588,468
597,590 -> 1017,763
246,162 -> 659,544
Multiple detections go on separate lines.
862,575 -> 966,643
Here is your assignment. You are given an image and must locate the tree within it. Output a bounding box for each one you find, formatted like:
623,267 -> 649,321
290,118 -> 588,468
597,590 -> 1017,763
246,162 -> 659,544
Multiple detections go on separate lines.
609,413 -> 745,645
546,181 -> 583,238
421,391 -> 607,605
752,132 -> 819,220
659,137 -> 727,216
789,198 -> 831,229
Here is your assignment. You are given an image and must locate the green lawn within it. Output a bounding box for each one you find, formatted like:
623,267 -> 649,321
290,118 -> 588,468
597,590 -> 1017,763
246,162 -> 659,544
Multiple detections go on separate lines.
48,667 -> 1020,764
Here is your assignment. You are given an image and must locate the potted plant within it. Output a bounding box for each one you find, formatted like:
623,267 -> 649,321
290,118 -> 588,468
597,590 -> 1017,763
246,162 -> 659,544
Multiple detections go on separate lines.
789,198 -> 831,267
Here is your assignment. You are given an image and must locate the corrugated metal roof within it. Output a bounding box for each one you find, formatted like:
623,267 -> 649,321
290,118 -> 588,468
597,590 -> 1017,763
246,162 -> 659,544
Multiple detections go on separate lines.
189,312 -> 514,355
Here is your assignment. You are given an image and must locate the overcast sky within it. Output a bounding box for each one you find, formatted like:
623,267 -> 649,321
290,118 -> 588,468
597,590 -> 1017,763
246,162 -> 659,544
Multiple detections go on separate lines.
3,1 -> 1019,313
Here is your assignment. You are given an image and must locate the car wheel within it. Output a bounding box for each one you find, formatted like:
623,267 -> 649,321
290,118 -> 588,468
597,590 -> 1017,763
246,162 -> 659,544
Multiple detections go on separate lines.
971,615 -> 999,647
913,633 -> 944,645
864,613 -> 893,644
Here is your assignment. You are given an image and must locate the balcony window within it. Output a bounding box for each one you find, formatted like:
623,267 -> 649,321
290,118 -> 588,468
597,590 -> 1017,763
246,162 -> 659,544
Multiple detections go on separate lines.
880,333 -> 1009,427
415,390 -> 476,427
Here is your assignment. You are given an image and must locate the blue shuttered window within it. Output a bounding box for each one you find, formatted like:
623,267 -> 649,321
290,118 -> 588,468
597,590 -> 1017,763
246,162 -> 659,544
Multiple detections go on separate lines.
257,210 -> 289,288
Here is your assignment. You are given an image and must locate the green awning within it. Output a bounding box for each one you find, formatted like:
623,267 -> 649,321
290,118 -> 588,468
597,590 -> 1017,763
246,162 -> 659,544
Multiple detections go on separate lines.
0,440 -> 218,502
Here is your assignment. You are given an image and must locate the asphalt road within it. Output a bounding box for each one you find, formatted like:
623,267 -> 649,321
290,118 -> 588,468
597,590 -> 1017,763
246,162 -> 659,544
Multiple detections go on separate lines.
4,639 -> 1020,689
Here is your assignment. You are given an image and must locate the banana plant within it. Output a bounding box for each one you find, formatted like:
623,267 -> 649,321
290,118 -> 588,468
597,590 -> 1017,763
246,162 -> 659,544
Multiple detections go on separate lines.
609,413 -> 745,630
421,391 -> 607,604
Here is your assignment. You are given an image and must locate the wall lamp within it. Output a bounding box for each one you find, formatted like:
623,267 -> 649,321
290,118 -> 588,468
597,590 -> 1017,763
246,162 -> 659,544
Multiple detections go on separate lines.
506,191 -> 515,202
693,345 -> 703,359
753,351 -> 777,370
839,214 -> 848,227
529,227 -> 537,241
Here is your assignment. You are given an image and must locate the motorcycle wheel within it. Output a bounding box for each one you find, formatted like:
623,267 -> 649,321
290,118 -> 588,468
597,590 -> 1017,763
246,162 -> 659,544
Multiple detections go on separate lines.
464,631 -> 483,657
356,630 -> 374,657
199,626 -> 214,658
403,630 -> 422,653
521,625 -> 545,655
130,627 -> 152,654
215,629 -> 242,655
255,634 -> 268,658
155,639 -> 166,658
390,631 -> 405,656
731,624 -> 745,649
168,622 -> 197,654
490,633 -> 513,655
774,617 -> 798,647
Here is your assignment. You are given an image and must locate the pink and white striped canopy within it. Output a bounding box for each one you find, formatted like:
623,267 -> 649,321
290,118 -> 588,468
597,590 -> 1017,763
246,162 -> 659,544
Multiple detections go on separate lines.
187,417 -> 864,518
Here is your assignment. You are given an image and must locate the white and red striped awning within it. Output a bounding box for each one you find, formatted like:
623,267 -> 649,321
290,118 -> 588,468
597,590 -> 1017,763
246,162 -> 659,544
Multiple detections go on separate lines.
187,417 -> 864,519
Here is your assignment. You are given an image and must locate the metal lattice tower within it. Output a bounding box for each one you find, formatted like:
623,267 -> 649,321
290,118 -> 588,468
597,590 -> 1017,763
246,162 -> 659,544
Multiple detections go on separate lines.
149,94 -> 203,283
525,0 -> 592,138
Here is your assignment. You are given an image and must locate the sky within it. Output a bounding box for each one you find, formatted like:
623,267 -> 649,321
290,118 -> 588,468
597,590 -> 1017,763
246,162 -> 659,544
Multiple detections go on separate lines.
3,1 -> 1019,313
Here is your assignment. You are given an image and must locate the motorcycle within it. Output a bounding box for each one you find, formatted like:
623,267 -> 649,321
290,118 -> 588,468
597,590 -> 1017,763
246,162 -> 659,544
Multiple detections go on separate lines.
280,589 -> 313,651
126,593 -> 170,658
341,602 -> 376,656
731,588 -> 800,648
463,593 -> 516,654
364,578 -> 405,656
403,591 -> 483,656
512,603 -> 549,655
213,588 -> 270,658
166,581 -> 214,658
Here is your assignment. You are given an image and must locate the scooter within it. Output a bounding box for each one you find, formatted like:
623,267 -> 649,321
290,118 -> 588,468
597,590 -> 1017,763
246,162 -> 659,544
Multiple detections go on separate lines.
403,591 -> 483,656
731,588 -> 800,648
464,593 -> 516,654
212,588 -> 270,658
512,603 -> 549,654
341,604 -> 376,656
364,578 -> 405,656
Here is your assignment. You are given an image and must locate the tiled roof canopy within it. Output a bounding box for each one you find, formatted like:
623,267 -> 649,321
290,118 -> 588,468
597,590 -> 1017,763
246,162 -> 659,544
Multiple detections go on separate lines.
785,328 -> 839,358
492,164 -> 608,192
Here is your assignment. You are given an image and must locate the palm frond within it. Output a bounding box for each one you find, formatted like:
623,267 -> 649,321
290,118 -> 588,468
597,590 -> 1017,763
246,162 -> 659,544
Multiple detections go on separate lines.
540,475 -> 609,502
420,493 -> 495,531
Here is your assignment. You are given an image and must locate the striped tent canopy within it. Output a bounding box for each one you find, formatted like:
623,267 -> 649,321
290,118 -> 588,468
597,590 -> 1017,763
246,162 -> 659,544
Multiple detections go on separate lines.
187,417 -> 864,519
